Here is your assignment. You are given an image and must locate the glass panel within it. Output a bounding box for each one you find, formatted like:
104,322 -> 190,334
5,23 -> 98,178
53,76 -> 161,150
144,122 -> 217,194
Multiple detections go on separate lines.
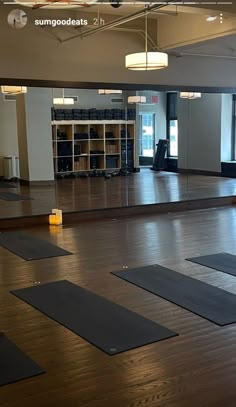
10,86 -> 236,219
139,113 -> 154,157
169,119 -> 178,157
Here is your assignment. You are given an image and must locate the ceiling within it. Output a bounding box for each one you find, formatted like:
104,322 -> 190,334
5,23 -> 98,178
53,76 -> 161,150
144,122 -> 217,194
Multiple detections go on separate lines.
172,33 -> 236,57
2,1 -> 236,60
3,1 -> 236,17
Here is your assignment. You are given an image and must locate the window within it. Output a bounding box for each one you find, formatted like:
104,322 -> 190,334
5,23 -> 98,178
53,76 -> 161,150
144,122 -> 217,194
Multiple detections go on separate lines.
139,113 -> 155,157
233,95 -> 236,160
169,119 -> 178,157
167,93 -> 178,157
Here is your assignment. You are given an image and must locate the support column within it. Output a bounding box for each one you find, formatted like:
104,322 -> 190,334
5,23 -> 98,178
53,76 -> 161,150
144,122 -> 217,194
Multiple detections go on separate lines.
16,88 -> 54,184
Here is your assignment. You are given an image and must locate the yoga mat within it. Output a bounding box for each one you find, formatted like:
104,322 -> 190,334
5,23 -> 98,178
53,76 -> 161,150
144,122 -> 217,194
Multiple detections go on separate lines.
0,182 -> 17,188
0,192 -> 32,201
187,253 -> 236,277
0,333 -> 44,386
112,265 -> 236,326
0,231 -> 72,261
11,280 -> 178,355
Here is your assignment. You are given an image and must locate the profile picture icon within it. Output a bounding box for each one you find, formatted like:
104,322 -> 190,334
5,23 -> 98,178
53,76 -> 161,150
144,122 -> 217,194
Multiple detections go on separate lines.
7,9 -> 27,30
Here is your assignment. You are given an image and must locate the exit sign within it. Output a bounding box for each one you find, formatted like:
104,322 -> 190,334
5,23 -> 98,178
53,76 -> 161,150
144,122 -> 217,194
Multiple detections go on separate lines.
152,95 -> 158,103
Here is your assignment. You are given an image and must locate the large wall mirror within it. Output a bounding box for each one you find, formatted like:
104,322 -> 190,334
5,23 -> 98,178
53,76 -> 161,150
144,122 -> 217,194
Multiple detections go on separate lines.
0,86 -> 235,219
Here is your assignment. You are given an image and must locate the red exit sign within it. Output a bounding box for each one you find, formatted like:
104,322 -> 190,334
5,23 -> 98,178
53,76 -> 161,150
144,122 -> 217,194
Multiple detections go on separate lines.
151,95 -> 158,104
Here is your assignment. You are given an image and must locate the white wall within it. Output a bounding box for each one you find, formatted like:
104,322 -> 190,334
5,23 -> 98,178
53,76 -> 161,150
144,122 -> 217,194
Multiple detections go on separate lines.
178,93 -> 232,173
0,95 -> 18,176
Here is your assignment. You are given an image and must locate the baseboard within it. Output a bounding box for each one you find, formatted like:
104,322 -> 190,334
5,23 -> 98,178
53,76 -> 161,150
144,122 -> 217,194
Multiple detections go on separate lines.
178,168 -> 221,176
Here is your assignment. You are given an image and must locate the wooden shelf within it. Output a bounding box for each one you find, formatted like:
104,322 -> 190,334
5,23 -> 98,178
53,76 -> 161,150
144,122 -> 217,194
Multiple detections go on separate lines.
52,120 -> 135,125
52,120 -> 135,174
57,140 -> 72,142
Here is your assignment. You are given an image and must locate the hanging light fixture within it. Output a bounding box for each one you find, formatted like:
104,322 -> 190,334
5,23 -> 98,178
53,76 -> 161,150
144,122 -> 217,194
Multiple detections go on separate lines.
53,89 -> 75,105
128,96 -> 146,104
125,12 -> 168,71
53,98 -> 75,105
1,86 -> 27,95
180,92 -> 201,100
98,89 -> 123,95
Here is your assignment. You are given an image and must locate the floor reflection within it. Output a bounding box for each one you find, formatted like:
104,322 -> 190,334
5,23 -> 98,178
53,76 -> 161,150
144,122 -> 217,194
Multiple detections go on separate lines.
0,169 -> 235,219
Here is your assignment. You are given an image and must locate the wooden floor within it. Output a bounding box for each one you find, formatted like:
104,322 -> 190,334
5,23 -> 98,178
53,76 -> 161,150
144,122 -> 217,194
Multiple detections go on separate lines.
1,207 -> 236,406
0,169 -> 236,219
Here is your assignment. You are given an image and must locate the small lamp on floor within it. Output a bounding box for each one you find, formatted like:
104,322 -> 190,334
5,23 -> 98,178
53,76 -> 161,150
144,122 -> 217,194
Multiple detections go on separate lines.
49,209 -> 63,226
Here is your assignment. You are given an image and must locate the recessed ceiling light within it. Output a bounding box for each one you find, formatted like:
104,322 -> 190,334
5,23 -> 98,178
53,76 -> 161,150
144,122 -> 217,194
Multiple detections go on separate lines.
206,16 -> 217,22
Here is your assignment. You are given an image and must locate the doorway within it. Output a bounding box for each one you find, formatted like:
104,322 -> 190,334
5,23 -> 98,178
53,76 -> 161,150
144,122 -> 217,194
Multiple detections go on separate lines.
138,113 -> 155,166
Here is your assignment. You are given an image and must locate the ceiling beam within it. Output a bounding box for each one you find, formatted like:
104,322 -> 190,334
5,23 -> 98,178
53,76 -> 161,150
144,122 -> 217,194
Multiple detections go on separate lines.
60,3 -> 167,43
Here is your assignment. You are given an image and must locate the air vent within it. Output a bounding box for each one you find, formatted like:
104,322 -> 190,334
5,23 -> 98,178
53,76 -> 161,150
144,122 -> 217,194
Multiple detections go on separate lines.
3,94 -> 17,101
69,96 -> 78,102
111,98 -> 124,104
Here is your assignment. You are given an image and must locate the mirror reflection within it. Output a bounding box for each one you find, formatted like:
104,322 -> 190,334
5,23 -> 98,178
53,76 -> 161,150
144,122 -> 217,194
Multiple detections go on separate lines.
0,87 -> 235,219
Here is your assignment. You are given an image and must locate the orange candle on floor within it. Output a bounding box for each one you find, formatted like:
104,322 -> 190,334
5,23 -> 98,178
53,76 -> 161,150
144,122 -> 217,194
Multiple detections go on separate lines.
49,214 -> 56,225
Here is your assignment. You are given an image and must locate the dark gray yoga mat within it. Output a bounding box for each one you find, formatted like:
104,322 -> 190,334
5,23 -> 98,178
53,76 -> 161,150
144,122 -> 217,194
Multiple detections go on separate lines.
0,333 -> 44,386
0,182 -> 17,188
112,265 -> 236,326
187,252 -> 236,277
0,192 -> 32,201
0,231 -> 72,261
11,280 -> 178,355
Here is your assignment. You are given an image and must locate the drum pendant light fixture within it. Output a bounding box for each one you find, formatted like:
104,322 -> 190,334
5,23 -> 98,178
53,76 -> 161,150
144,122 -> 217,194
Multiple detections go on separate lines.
53,88 -> 74,105
98,90 -> 123,95
180,92 -> 201,100
125,12 -> 168,71
1,86 -> 27,95
128,96 -> 146,104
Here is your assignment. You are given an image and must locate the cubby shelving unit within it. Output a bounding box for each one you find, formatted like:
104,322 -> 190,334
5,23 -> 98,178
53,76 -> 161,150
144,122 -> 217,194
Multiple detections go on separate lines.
52,121 -> 135,175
